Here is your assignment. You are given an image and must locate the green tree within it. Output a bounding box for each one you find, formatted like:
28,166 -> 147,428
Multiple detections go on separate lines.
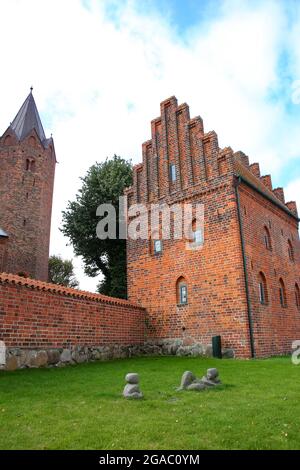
48,255 -> 79,288
61,155 -> 133,299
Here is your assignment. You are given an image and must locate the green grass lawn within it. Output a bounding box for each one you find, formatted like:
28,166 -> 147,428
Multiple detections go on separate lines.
0,356 -> 299,450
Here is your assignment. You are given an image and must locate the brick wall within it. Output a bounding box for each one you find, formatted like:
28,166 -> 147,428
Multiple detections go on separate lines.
0,274 -> 145,369
0,238 -> 8,272
127,186 -> 252,358
239,183 -> 300,357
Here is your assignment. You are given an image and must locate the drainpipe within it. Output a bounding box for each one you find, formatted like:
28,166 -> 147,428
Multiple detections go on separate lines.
234,176 -> 255,358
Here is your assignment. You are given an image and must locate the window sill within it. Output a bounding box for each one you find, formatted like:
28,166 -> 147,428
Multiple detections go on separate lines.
187,242 -> 204,250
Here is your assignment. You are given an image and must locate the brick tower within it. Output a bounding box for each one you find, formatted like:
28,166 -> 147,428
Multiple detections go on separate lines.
0,90 -> 56,281
126,96 -> 300,358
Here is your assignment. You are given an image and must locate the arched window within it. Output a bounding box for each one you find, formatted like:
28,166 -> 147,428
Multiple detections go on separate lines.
4,135 -> 12,146
279,278 -> 287,308
25,159 -> 35,172
288,240 -> 294,262
176,277 -> 188,305
258,272 -> 268,305
295,283 -> 300,310
264,226 -> 272,251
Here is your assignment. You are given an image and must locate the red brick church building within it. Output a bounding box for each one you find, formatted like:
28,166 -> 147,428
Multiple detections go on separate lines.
0,90 -> 56,281
0,92 -> 299,360
126,96 -> 300,358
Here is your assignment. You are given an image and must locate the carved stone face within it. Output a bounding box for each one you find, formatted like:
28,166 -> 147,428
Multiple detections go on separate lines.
206,368 -> 219,380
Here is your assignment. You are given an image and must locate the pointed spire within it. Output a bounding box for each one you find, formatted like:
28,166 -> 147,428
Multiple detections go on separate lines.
9,89 -> 46,143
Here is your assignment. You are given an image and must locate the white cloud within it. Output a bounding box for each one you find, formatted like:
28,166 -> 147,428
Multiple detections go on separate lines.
285,178 -> 300,210
0,0 -> 299,291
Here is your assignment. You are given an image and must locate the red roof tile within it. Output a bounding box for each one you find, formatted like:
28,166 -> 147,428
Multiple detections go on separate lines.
0,272 -> 143,309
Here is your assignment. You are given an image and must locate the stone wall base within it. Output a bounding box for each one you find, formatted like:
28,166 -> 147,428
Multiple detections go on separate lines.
133,339 -> 234,359
1,339 -> 235,371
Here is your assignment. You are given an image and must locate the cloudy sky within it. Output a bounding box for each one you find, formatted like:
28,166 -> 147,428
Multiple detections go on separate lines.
0,0 -> 299,291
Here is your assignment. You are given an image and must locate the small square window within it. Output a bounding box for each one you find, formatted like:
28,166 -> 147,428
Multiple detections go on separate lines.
193,229 -> 203,245
154,240 -> 162,254
170,164 -> 176,183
